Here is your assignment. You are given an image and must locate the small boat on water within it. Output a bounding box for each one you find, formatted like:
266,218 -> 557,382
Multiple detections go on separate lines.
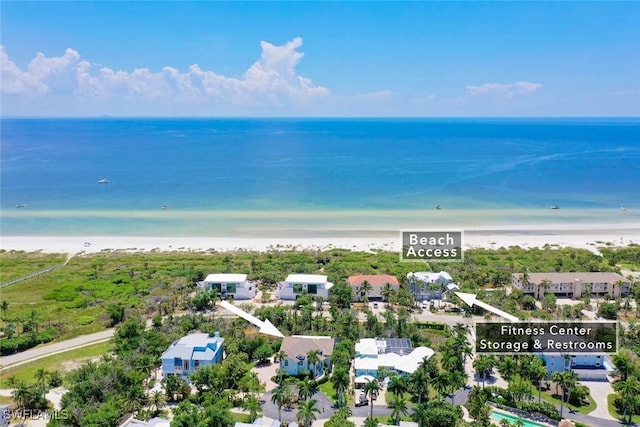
435,205 -> 441,210
550,205 -> 559,210
98,178 -> 109,184
621,207 -> 627,212
16,204 -> 27,208
161,205 -> 168,210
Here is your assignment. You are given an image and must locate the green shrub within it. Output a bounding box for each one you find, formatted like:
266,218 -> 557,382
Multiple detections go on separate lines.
77,315 -> 95,326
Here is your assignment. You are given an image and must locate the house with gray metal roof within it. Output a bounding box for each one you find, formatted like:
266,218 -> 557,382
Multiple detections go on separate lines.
161,332 -> 224,380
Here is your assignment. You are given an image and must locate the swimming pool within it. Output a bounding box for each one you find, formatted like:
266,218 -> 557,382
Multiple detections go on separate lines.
490,410 -> 550,427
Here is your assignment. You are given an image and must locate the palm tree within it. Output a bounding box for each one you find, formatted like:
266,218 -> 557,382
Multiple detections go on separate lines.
0,301 -> 9,320
473,355 -> 495,388
364,417 -> 379,427
562,370 -> 579,414
613,351 -> 633,382
34,368 -> 49,398
273,350 -> 287,384
447,371 -> 464,404
539,279 -> 552,299
499,356 -> 517,385
388,395 -> 409,425
306,349 -> 321,379
360,280 -> 373,303
466,385 -> 488,421
411,403 -> 429,427
297,378 -> 318,401
433,371 -> 450,400
387,374 -> 408,398
613,376 -> 640,425
11,380 -> 30,409
409,366 -> 430,404
150,390 -> 165,416
243,395 -> 262,422
529,358 -> 547,402
331,367 -> 350,407
296,398 -> 321,427
551,370 -> 578,419
364,378 -> 381,419
381,283 -> 393,303
271,386 -> 287,421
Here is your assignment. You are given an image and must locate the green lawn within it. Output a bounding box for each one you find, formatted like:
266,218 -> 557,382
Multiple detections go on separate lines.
607,393 -> 640,424
375,415 -> 413,425
537,390 -> 596,415
1,341 -> 113,387
231,412 -> 252,423
384,390 -> 415,406
0,396 -> 14,405
318,380 -> 353,406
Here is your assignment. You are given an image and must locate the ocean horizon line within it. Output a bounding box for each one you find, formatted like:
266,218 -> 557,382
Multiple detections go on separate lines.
2,206 -> 638,219
2,116 -> 640,121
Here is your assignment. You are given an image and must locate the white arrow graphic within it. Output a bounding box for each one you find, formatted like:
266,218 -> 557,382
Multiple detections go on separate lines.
219,300 -> 285,338
455,292 -> 519,322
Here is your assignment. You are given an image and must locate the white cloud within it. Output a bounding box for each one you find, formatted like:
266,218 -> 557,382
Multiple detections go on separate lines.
0,38 -> 329,107
466,81 -> 542,99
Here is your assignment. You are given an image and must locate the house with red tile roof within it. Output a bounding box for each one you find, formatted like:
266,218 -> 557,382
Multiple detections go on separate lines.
347,274 -> 400,301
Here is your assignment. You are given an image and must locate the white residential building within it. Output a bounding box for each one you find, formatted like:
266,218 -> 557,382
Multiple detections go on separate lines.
277,274 -> 333,300
512,272 -> 630,299
353,337 -> 434,384
539,353 -> 613,381
406,271 -> 458,301
201,273 -> 256,300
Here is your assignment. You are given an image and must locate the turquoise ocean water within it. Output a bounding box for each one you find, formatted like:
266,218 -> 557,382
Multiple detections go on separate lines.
1,118 -> 638,237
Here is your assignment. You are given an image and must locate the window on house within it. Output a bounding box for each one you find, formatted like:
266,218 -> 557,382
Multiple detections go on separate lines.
308,284 -> 318,294
298,360 -> 304,366
194,360 -> 200,368
284,360 -> 289,367
183,360 -> 189,370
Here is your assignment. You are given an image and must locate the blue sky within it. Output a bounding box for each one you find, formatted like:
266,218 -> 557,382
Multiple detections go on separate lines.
2,1 -> 639,117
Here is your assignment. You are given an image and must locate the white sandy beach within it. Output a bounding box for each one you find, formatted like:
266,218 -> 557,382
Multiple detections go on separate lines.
1,223 -> 638,254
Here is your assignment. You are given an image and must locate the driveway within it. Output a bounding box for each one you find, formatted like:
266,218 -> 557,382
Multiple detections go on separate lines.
581,380 -> 617,421
253,362 -> 279,392
261,388 -> 336,423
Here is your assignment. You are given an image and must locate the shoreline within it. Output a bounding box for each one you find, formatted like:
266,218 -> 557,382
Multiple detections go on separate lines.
1,225 -> 638,254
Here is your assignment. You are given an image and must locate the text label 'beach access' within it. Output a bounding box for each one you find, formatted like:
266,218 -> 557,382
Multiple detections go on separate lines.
400,230 -> 463,262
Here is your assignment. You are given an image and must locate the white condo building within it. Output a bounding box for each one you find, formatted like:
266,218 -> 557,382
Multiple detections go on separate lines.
512,272 -> 630,299
200,273 -> 256,300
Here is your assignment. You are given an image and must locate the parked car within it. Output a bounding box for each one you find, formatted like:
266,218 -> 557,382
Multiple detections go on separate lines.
373,302 -> 379,309
356,392 -> 368,406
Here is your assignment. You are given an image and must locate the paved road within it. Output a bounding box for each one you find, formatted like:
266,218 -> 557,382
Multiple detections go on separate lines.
0,329 -> 114,369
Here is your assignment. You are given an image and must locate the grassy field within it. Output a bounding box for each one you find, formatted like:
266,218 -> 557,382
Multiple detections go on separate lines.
607,393 -> 640,424
0,251 -> 67,283
0,341 -> 113,387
